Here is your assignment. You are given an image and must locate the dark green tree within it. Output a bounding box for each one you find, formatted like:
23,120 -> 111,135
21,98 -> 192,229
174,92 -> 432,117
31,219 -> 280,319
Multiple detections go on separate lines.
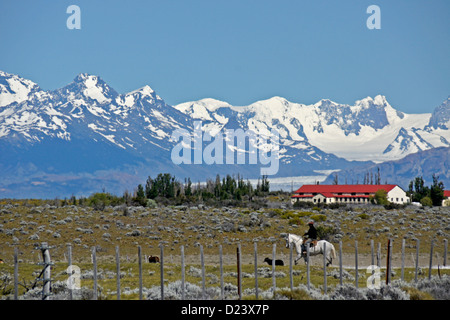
430,174 -> 445,206
134,184 -> 146,206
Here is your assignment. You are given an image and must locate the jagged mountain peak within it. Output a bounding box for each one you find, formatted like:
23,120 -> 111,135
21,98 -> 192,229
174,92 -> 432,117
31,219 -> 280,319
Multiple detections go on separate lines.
127,85 -> 155,96
0,71 -> 41,107
428,96 -> 450,130
64,73 -> 118,103
357,94 -> 387,105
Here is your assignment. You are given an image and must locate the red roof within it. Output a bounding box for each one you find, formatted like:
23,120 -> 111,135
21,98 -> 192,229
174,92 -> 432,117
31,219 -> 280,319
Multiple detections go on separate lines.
293,184 -> 398,195
444,190 -> 450,198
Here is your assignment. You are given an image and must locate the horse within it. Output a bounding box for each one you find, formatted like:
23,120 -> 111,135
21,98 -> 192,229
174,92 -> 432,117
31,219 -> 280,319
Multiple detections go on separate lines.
263,257 -> 284,266
285,233 -> 336,266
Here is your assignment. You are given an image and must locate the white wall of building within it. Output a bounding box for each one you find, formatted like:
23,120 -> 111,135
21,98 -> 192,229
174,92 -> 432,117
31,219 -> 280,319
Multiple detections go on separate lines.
386,186 -> 409,204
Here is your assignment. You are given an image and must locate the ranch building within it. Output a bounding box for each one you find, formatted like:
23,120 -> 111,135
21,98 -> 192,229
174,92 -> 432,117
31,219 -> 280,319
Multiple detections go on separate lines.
443,190 -> 450,207
291,184 -> 409,205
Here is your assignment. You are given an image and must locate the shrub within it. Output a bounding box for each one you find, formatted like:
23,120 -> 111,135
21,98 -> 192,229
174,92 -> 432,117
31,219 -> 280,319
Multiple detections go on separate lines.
373,189 -> 389,205
277,288 -> 314,300
310,214 -> 327,222
402,287 -> 434,300
316,225 -> 338,241
357,213 -> 369,219
420,196 -> 433,207
88,193 -> 124,210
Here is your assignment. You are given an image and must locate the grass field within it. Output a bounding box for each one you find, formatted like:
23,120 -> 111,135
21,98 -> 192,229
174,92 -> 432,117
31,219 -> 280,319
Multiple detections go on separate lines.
0,198 -> 449,299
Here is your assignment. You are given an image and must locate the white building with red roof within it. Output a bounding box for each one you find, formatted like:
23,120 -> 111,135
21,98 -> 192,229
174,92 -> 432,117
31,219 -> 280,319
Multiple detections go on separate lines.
443,190 -> 450,206
291,184 -> 409,205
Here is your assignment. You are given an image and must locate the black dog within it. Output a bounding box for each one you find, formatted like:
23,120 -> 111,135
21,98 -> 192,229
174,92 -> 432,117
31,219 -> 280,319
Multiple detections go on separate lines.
263,257 -> 284,266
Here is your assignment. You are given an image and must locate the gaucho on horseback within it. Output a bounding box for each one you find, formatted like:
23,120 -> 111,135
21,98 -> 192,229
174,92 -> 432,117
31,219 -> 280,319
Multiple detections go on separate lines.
301,221 -> 317,256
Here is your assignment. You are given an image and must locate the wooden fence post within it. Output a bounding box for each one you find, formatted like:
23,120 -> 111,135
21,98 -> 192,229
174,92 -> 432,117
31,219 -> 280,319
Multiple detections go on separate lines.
160,244 -> 164,300
339,241 -> 343,287
254,242 -> 259,299
444,239 -> 448,267
323,242 -> 327,294
41,242 -> 52,300
272,243 -> 276,297
355,241 -> 358,288
14,247 -> 18,300
306,242 -> 310,291
115,246 -> 121,300
370,240 -> 374,267
377,243 -> 381,268
386,239 -> 392,285
428,241 -> 434,280
200,245 -> 206,300
237,243 -> 242,300
92,246 -> 98,300
415,238 -> 420,283
219,245 -> 224,300
138,246 -> 143,300
181,245 -> 185,300
401,239 -> 405,282
67,244 -> 72,300
289,242 -> 293,292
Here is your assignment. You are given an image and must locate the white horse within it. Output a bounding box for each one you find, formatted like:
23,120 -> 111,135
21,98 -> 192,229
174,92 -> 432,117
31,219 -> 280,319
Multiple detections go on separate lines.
285,233 -> 336,266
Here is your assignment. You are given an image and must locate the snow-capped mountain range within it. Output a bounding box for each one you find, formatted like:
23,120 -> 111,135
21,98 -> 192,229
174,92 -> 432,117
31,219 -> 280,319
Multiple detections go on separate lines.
0,70 -> 449,198
175,95 -> 450,163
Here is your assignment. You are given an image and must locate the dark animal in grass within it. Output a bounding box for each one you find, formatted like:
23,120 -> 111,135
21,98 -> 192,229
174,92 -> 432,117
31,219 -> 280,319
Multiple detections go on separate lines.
148,255 -> 160,263
264,257 -> 284,266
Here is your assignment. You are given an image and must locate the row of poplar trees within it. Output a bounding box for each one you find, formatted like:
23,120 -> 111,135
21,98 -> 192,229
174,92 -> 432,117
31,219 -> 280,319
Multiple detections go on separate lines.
134,173 -> 270,205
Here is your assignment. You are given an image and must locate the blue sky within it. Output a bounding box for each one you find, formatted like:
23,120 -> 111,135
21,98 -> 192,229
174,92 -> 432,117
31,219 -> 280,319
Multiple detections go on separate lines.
0,0 -> 449,113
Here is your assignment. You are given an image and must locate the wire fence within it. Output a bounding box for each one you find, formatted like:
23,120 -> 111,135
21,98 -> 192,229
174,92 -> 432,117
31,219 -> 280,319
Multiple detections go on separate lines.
7,237 -> 449,300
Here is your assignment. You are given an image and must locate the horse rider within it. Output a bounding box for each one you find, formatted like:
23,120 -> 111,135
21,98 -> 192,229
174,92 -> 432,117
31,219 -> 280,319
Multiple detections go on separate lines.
301,221 -> 318,255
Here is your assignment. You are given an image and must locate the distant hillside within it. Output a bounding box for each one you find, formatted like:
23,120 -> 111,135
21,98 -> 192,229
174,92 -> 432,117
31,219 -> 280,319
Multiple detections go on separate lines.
323,147 -> 450,189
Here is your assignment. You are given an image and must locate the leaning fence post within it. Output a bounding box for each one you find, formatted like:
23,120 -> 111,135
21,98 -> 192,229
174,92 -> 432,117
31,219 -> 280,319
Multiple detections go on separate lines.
415,239 -> 420,283
14,247 -> 18,300
115,246 -> 121,300
40,242 -> 52,300
428,240 -> 434,280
